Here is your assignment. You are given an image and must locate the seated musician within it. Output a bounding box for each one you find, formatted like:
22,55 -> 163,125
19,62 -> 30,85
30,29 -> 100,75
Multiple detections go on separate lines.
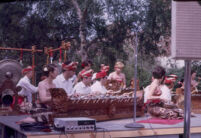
191,70 -> 199,93
175,71 -> 200,107
17,66 -> 38,103
92,64 -> 109,81
108,62 -> 126,88
17,64 -> 58,124
179,70 -> 199,93
144,66 -> 171,103
91,71 -> 108,95
73,69 -> 93,96
53,61 -> 78,96
144,66 -> 183,119
74,60 -> 93,84
100,64 -> 110,72
38,64 -> 58,104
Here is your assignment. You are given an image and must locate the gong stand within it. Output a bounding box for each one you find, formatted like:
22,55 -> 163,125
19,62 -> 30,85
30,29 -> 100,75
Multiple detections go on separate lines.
0,46 -> 43,85
44,41 -> 71,65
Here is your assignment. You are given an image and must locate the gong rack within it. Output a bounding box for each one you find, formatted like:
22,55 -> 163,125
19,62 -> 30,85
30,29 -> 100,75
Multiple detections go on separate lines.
0,41 -> 71,84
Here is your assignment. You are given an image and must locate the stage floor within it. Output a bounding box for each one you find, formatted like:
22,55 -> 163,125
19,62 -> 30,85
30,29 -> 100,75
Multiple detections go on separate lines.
1,114 -> 201,138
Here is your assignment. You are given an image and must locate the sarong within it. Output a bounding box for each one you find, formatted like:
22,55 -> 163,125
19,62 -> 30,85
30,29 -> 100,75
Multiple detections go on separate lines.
145,99 -> 184,119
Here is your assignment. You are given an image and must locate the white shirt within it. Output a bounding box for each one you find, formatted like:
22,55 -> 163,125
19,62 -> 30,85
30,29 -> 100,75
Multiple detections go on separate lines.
17,76 -> 38,102
144,85 -> 171,103
73,81 -> 91,95
70,74 -> 77,85
92,73 -> 97,80
53,73 -> 74,96
91,81 -> 107,94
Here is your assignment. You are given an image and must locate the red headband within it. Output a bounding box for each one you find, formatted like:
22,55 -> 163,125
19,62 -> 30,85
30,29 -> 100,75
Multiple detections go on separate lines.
80,69 -> 93,78
62,62 -> 78,71
168,74 -> 178,79
164,77 -> 176,84
22,67 -> 33,75
101,65 -> 110,72
96,71 -> 107,79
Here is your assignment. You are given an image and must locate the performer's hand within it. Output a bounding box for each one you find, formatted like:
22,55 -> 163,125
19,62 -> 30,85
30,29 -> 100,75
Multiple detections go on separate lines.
94,91 -> 101,95
107,90 -> 114,94
153,87 -> 162,96
72,93 -> 80,98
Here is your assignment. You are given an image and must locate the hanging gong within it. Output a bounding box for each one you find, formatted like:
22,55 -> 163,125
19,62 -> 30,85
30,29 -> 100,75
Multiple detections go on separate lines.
0,59 -> 22,86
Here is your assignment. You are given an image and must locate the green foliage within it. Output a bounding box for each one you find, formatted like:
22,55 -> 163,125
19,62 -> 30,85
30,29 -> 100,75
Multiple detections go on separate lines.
0,0 -> 172,86
138,67 -> 152,89
139,0 -> 171,56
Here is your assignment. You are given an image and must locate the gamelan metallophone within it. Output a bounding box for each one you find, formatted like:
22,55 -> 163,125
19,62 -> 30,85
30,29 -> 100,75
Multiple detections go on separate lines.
49,88 -> 144,121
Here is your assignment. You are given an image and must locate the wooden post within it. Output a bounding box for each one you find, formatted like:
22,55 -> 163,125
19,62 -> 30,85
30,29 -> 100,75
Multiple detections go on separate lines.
64,50 -> 67,62
59,47 -> 62,64
32,46 -> 36,85
61,41 -> 65,63
63,41 -> 71,63
44,47 -> 49,65
49,47 -> 53,64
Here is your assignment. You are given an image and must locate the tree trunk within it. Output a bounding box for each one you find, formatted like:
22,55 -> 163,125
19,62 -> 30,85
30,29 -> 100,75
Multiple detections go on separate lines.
71,0 -> 87,61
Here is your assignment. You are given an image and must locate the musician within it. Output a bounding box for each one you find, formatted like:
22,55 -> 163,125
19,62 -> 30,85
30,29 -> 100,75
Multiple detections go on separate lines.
101,64 -> 110,72
75,60 -> 93,84
73,69 -> 93,95
191,70 -> 199,93
92,64 -> 109,81
108,62 -> 126,88
144,66 -> 171,103
17,66 -> 38,103
91,71 -> 108,95
144,66 -> 183,119
179,70 -> 199,93
17,64 -> 58,124
38,64 -> 58,104
53,61 -> 78,96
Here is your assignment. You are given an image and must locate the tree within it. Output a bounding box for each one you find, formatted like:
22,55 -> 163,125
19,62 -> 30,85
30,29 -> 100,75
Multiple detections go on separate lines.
71,0 -> 87,61
0,0 -> 172,86
139,0 -> 171,57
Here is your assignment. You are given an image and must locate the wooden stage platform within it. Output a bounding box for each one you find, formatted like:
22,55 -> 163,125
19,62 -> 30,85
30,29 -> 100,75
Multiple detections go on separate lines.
1,115 -> 201,138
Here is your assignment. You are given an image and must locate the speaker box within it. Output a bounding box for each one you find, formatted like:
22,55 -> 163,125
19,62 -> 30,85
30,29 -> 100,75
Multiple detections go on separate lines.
171,0 -> 201,60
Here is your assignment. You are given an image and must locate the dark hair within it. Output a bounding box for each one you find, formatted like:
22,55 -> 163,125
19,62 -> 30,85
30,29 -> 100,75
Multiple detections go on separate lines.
43,64 -> 57,77
152,66 -> 166,79
64,60 -> 72,65
191,69 -> 196,75
62,60 -> 72,72
81,60 -> 93,68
